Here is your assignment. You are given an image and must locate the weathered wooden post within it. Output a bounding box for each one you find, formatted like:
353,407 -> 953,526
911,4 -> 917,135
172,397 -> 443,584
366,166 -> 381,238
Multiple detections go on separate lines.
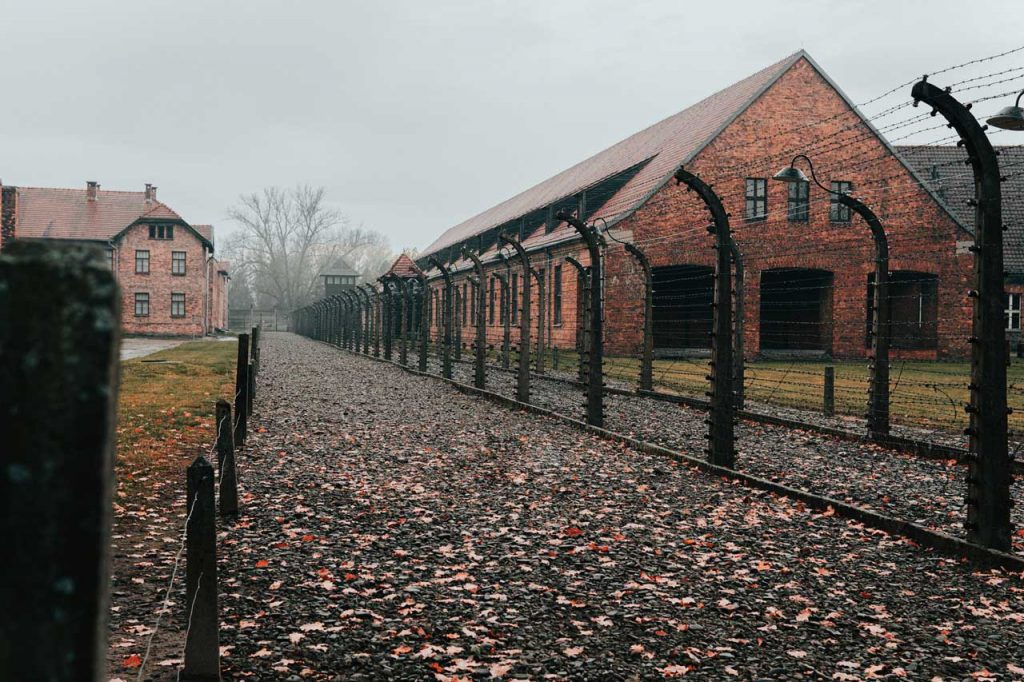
182,455 -> 220,681
250,325 -> 261,377
234,333 -> 249,447
0,242 -> 120,682
215,400 -> 238,517
824,366 -> 835,417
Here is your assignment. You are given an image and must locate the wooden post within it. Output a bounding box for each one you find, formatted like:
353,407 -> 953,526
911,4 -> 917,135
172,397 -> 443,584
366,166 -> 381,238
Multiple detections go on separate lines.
0,242 -> 120,681
234,334 -> 249,447
182,456 -> 220,681
824,366 -> 835,417
215,400 -> 238,517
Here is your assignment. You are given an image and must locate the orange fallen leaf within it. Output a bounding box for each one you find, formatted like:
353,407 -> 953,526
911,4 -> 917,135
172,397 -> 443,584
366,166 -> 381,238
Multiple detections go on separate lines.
255,559 -> 269,568
564,526 -> 584,537
123,654 -> 142,669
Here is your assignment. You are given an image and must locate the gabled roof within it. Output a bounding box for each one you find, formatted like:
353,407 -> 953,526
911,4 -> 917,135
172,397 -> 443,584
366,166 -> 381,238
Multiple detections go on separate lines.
899,144 -> 1024,275
421,51 -> 806,258
420,50 -> 969,272
386,253 -> 422,278
320,256 -> 360,277
12,185 -> 214,250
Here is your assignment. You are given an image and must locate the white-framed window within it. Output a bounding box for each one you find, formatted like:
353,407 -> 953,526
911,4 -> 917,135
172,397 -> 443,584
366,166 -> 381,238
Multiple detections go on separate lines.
1006,293 -> 1021,331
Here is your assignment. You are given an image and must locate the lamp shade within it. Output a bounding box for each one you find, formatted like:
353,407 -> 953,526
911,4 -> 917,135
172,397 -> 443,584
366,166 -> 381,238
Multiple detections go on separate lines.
772,166 -> 809,183
987,105 -> 1024,131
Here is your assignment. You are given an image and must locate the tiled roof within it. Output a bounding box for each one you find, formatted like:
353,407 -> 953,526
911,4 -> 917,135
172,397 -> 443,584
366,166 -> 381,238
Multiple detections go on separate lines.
386,253 -> 423,278
420,50 -> 807,258
897,145 -> 1024,275
15,186 -> 186,242
10,184 -> 217,251
321,256 -> 360,277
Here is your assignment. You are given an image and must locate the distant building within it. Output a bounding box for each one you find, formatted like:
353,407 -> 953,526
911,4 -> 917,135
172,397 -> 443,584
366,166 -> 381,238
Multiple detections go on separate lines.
0,180 -> 228,336
319,257 -> 360,297
415,50 -> 1023,360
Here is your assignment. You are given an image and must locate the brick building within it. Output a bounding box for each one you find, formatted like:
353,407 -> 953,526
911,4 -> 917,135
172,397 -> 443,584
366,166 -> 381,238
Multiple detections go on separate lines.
415,50 -> 1022,361
0,180 -> 229,336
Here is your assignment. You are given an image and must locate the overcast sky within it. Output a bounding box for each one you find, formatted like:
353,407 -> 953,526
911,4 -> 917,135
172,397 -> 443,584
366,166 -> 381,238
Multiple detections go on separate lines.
1,0 -> 1022,252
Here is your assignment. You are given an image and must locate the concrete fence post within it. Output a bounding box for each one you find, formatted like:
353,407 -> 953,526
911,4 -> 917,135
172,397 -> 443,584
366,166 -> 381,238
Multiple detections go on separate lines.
0,242 -> 120,681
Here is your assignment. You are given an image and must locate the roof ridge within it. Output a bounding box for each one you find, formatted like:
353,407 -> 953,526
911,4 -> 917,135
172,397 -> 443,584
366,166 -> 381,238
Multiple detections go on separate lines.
14,185 -> 147,195
420,50 -> 806,257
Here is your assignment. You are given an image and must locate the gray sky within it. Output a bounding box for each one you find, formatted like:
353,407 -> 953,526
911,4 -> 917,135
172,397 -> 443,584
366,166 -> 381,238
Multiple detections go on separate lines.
1,0 -> 1022,253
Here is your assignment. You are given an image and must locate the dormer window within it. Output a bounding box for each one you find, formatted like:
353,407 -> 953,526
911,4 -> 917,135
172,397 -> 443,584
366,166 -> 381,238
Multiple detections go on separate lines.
149,224 -> 174,240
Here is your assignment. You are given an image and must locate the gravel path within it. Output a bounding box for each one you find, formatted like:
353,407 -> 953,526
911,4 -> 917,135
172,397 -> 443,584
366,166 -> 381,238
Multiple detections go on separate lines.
409,351 -> 1024,552
220,333 -> 1024,680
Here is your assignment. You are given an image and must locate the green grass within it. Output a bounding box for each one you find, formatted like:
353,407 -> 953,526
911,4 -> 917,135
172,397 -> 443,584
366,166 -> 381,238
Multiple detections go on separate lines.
116,340 -> 238,490
538,347 -> 1024,434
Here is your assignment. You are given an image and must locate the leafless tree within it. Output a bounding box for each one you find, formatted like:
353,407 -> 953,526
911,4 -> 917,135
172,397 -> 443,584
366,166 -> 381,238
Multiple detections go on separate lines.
225,186 -> 394,309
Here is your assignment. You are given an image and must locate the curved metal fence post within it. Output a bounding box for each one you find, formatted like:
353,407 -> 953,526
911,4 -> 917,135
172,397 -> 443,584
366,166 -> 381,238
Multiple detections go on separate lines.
494,271 -> 511,370
428,257 -> 454,379
531,267 -> 546,375
463,248 -> 488,389
499,233 -> 532,403
675,168 -> 734,468
454,281 -> 463,362
416,273 -> 430,371
729,239 -> 745,410
565,256 -> 590,385
378,277 -> 393,360
624,242 -> 653,392
391,276 -> 410,366
836,193 -> 891,437
557,213 -> 604,428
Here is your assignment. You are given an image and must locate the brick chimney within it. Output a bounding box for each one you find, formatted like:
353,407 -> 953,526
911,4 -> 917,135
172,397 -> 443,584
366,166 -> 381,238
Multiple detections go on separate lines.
145,183 -> 157,201
86,180 -> 99,201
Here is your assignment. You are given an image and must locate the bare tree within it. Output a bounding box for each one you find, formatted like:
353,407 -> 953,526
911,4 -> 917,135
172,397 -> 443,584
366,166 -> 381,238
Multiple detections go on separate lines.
225,186 -> 394,309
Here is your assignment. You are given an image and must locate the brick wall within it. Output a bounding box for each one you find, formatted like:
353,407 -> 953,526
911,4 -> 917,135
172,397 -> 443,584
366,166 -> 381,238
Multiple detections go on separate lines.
605,59 -> 972,360
117,223 -> 210,336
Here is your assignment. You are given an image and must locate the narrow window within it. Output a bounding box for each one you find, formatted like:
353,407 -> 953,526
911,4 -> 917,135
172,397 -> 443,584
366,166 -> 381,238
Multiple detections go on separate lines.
553,264 -> 563,325
511,273 -> 519,324
135,250 -> 150,274
148,225 -> 156,239
134,292 -> 150,316
830,181 -> 853,222
106,249 -> 114,270
172,251 -> 186,275
1006,293 -> 1022,331
745,178 -> 767,220
787,180 -> 809,221
171,293 -> 186,318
